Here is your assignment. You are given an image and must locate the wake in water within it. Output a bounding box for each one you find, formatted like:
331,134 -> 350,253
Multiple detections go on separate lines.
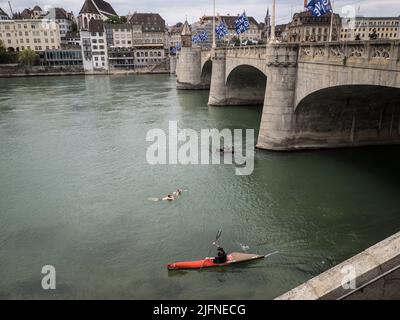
148,189 -> 188,202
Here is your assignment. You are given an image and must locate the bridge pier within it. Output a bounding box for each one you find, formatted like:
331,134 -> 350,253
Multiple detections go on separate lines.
208,49 -> 227,106
257,45 -> 299,150
169,56 -> 177,75
176,47 -> 210,90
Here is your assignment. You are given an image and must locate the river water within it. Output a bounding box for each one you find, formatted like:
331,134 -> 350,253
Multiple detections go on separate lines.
0,74 -> 399,299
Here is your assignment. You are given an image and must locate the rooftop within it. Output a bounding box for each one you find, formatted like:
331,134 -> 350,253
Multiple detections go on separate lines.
129,13 -> 166,32
79,0 -> 100,15
88,19 -> 105,33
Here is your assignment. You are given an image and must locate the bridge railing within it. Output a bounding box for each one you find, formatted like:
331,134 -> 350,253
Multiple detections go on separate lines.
225,45 -> 268,59
298,40 -> 400,70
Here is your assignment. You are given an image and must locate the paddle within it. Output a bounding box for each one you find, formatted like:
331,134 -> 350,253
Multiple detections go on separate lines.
214,229 -> 222,246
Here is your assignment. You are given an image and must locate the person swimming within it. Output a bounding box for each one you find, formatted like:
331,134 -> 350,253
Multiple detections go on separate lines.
173,189 -> 182,197
162,194 -> 175,201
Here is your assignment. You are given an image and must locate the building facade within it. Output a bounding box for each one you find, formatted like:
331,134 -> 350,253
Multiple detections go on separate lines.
167,23 -> 183,49
105,23 -> 132,48
285,11 -> 341,42
340,16 -> 400,41
43,49 -> 83,66
0,19 -> 61,52
108,47 -> 134,69
80,19 -> 108,71
129,13 -> 166,46
134,45 -> 165,68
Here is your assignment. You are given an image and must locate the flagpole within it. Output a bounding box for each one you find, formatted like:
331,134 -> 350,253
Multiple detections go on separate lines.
212,0 -> 216,48
270,0 -> 276,42
329,0 -> 335,42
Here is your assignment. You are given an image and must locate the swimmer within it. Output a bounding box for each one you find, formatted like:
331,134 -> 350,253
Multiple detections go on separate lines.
173,189 -> 182,196
162,194 -> 175,201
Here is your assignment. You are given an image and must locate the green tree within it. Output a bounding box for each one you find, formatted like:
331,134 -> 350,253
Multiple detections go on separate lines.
71,21 -> 78,33
0,39 -> 12,64
106,15 -> 127,24
231,36 -> 241,46
18,48 -> 38,66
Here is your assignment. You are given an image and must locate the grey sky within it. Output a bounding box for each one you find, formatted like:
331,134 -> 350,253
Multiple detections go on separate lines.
1,0 -> 399,26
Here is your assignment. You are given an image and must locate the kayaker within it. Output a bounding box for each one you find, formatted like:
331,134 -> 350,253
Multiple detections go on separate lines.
212,242 -> 227,264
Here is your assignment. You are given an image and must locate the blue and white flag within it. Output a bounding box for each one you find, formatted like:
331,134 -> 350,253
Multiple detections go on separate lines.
215,20 -> 228,39
199,31 -> 208,42
235,12 -> 250,35
192,31 -> 208,43
306,0 -> 333,17
170,43 -> 181,55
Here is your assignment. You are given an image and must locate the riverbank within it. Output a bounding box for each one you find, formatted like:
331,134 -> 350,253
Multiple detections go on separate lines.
0,64 -> 169,78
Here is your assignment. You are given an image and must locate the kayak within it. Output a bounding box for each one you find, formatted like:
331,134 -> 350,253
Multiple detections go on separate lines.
167,252 -> 265,270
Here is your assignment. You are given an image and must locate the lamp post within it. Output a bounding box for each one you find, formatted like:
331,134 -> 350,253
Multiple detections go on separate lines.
329,0 -> 335,42
212,0 -> 216,48
270,0 -> 276,43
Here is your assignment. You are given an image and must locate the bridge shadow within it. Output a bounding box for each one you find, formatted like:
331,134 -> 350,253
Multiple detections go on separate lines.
307,145 -> 400,190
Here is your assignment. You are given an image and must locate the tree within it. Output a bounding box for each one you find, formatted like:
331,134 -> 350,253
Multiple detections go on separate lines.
70,21 -> 78,33
231,36 -> 241,46
106,15 -> 127,24
0,39 -> 13,64
18,48 -> 38,66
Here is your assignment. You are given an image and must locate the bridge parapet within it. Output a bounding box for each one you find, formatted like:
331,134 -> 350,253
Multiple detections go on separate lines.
226,45 -> 267,60
299,40 -> 400,71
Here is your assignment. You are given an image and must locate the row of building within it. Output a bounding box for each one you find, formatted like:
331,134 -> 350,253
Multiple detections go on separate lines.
1,1 -> 399,72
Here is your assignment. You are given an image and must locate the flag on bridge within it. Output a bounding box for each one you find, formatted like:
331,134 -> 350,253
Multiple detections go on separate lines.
170,44 -> 181,55
306,0 -> 333,17
234,12 -> 250,35
215,20 -> 228,39
192,31 -> 209,43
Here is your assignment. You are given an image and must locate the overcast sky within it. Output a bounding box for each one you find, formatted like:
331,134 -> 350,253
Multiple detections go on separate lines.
1,0 -> 399,26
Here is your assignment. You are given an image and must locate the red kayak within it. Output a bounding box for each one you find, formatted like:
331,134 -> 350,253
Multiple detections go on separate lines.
167,252 -> 265,270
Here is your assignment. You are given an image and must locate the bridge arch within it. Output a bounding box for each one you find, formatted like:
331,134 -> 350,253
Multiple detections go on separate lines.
294,85 -> 400,147
225,64 -> 267,105
200,59 -> 212,88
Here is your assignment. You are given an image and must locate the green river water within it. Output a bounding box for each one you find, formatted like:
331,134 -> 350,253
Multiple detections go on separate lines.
0,74 -> 399,299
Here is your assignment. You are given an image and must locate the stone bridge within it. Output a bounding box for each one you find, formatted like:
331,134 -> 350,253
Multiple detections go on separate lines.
175,40 -> 400,150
